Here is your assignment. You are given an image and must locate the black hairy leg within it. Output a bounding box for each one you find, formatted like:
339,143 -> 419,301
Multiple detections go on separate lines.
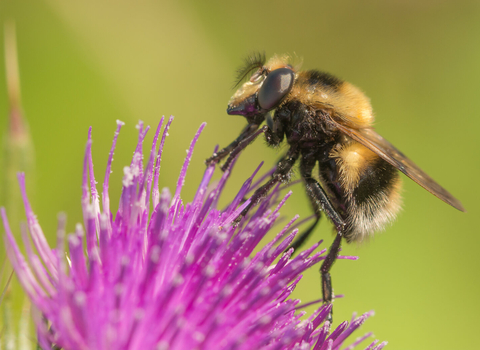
205,123 -> 260,167
300,155 -> 346,323
287,215 -> 321,252
287,155 -> 323,252
234,147 -> 299,225
220,126 -> 268,172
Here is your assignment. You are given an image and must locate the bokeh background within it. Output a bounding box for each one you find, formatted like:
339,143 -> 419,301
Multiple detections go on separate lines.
0,1 -> 479,349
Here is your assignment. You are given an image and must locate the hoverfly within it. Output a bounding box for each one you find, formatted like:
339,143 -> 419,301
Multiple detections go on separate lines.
206,53 -> 464,318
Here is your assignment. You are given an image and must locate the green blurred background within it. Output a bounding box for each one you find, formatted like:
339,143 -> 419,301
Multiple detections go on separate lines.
0,0 -> 479,349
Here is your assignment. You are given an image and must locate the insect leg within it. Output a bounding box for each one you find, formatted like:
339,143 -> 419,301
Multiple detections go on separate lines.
300,157 -> 345,322
205,123 -> 260,167
287,156 -> 324,252
234,147 -> 299,224
287,215 -> 321,252
220,126 -> 268,172
303,177 -> 345,231
320,228 -> 342,321
308,178 -> 344,317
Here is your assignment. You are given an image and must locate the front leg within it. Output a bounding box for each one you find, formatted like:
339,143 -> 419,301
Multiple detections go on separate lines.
220,126 -> 268,172
205,123 -> 260,167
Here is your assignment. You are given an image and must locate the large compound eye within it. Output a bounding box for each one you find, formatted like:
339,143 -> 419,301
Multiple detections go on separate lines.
257,68 -> 295,111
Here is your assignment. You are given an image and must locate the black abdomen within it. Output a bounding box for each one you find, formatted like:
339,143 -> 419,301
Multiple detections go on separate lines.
325,141 -> 402,242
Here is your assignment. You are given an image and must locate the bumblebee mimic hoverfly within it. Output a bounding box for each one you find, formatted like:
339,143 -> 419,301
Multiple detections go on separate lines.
206,53 -> 465,318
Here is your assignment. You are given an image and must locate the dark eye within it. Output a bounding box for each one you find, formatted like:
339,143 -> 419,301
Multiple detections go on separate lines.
258,68 -> 295,111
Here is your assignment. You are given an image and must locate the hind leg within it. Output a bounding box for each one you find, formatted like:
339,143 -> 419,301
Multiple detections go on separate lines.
300,155 -> 345,322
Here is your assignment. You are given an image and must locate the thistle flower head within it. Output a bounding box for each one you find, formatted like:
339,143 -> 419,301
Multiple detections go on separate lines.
1,117 -> 386,350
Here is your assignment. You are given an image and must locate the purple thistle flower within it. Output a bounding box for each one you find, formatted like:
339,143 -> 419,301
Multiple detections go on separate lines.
1,117 -> 387,350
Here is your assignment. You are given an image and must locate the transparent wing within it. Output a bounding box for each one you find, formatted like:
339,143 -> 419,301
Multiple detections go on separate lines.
332,121 -> 465,212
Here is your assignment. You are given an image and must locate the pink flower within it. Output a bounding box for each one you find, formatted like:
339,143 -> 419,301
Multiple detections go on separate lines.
1,117 -> 386,350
